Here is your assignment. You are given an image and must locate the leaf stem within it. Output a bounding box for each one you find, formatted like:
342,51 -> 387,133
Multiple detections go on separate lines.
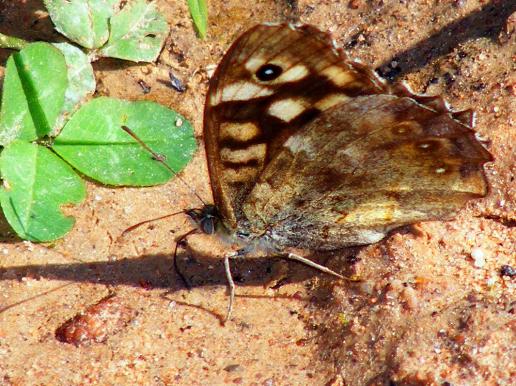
0,33 -> 29,50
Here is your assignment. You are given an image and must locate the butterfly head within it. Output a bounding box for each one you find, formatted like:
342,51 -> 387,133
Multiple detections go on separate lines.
186,205 -> 221,235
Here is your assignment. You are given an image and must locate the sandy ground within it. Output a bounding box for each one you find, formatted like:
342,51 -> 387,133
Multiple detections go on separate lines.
0,1 -> 514,385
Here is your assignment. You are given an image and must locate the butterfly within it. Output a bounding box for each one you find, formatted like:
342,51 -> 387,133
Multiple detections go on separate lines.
165,23 -> 492,322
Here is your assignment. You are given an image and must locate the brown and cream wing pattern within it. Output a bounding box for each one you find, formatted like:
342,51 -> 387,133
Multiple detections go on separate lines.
204,23 -> 387,229
242,93 -> 492,250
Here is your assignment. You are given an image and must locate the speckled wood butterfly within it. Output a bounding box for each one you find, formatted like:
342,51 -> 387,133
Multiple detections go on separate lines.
171,23 -> 492,321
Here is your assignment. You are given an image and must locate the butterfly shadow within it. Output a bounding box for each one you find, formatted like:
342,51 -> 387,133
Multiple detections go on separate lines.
0,246 -> 363,320
0,248 -> 360,290
0,221 -> 426,320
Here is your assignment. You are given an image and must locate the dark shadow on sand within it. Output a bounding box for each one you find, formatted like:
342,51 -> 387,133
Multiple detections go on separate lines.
375,1 -> 515,80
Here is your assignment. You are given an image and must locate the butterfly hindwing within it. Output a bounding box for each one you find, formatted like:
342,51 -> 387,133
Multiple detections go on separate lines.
242,93 -> 491,249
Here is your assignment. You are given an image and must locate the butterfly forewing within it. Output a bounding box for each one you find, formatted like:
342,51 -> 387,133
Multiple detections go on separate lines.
204,24 -> 387,228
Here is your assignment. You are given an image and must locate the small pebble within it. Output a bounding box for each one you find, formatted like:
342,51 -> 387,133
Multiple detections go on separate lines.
55,295 -> 136,346
168,71 -> 186,92
137,79 -> 151,94
402,286 -> 418,310
223,364 -> 242,372
349,0 -> 361,9
500,265 -> 515,277
359,281 -> 374,295
23,241 -> 34,251
471,247 -> 486,268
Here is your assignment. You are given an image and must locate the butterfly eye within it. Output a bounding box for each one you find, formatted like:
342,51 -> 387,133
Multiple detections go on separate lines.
256,64 -> 283,81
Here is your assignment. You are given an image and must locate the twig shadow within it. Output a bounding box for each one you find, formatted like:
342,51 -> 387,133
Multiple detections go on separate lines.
374,1 -> 515,80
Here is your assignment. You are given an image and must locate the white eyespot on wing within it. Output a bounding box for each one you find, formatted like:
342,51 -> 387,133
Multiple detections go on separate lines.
220,143 -> 266,164
339,145 -> 363,159
214,81 -> 274,104
220,122 -> 260,141
277,64 -> 309,83
284,134 -> 316,158
315,93 -> 352,111
268,98 -> 306,122
321,65 -> 356,87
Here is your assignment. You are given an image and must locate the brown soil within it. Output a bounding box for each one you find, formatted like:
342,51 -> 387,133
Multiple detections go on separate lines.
0,1 -> 514,385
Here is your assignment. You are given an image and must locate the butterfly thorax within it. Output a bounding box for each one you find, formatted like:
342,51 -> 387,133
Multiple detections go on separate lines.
185,204 -> 284,258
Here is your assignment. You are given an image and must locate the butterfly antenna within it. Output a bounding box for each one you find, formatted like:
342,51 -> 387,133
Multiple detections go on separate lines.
121,126 -> 206,206
121,210 -> 186,236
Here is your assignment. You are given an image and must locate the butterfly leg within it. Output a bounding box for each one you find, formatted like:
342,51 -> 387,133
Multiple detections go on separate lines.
223,251 -> 238,323
285,253 -> 344,279
224,254 -> 235,323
